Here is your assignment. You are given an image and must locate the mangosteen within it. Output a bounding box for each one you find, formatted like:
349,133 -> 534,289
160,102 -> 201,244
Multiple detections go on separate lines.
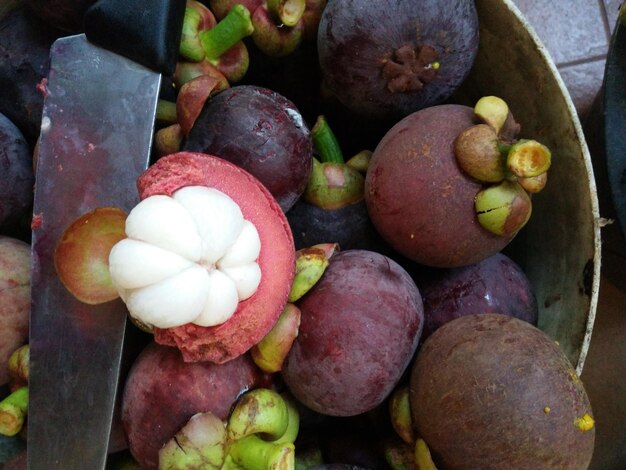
108,152 -> 296,364
183,85 -> 313,212
410,314 -> 595,469
286,115 -> 387,252
282,249 -> 423,417
364,104 -> 517,268
317,0 -> 479,120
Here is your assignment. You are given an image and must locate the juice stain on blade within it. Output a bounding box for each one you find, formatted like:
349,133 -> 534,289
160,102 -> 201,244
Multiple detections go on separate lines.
28,34 -> 160,470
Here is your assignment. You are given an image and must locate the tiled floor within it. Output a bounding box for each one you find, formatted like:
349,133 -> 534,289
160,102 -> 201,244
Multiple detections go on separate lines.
512,1 -> 626,468
514,0 -> 614,119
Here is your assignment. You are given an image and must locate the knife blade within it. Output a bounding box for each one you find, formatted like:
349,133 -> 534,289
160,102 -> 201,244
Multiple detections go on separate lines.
28,1 -> 184,467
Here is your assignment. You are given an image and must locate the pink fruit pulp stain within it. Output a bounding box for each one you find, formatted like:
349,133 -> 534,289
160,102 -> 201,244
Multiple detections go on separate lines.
31,213 -> 43,229
324,165 -> 347,187
36,78 -> 49,97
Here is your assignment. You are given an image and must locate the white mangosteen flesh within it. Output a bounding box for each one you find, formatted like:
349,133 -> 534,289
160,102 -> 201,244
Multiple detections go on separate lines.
108,186 -> 262,329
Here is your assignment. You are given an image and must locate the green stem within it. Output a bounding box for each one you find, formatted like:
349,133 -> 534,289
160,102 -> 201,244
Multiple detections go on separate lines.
200,4 -> 254,63
0,386 -> 28,437
156,99 -> 178,123
229,435 -> 295,470
311,115 -> 344,164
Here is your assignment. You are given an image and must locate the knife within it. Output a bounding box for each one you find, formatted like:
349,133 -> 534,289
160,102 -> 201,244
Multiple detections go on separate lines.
28,1 -> 185,468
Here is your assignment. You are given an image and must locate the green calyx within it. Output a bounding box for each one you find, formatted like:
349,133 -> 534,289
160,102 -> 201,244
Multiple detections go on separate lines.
228,435 -> 295,470
415,438 -> 438,470
506,139 -> 552,178
455,96 -> 552,237
389,386 -> 415,445
475,180 -> 532,236
346,150 -> 372,173
474,95 -> 509,135
179,6 -> 206,62
288,244 -> 337,302
158,411 -> 227,470
159,389 -> 300,470
454,124 -> 507,183
224,389 -> 299,470
251,303 -> 301,373
156,99 -> 178,124
304,158 -> 365,209
305,115 -> 367,209
8,344 -> 29,384
251,5 -> 305,58
227,388 -> 290,442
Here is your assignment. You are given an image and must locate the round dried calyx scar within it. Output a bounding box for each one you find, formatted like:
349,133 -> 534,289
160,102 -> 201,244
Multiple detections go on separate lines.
108,185 -> 262,329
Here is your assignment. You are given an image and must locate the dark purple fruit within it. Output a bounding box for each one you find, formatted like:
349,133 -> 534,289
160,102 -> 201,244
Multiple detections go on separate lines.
1,449 -> 26,470
0,113 -> 34,237
319,416 -> 390,470
286,199 -> 387,252
0,7 -> 61,146
121,342 -> 271,469
182,85 -> 313,212
317,0 -> 479,120
24,0 -> 96,32
282,249 -> 423,417
418,252 -> 538,341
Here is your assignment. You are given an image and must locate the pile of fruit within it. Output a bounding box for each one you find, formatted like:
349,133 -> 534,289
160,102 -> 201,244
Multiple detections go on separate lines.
0,0 -> 596,469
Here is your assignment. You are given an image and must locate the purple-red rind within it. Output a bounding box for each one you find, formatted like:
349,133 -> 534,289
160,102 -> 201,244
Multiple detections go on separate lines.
282,249 -> 423,416
121,342 -> 269,469
182,85 -> 313,212
137,152 -> 296,364
364,104 -> 513,268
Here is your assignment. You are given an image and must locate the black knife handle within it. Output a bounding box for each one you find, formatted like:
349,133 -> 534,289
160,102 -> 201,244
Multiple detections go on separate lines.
83,0 -> 186,75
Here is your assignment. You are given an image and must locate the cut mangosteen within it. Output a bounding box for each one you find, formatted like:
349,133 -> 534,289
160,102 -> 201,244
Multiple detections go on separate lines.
109,152 -> 295,363
317,0 -> 479,120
